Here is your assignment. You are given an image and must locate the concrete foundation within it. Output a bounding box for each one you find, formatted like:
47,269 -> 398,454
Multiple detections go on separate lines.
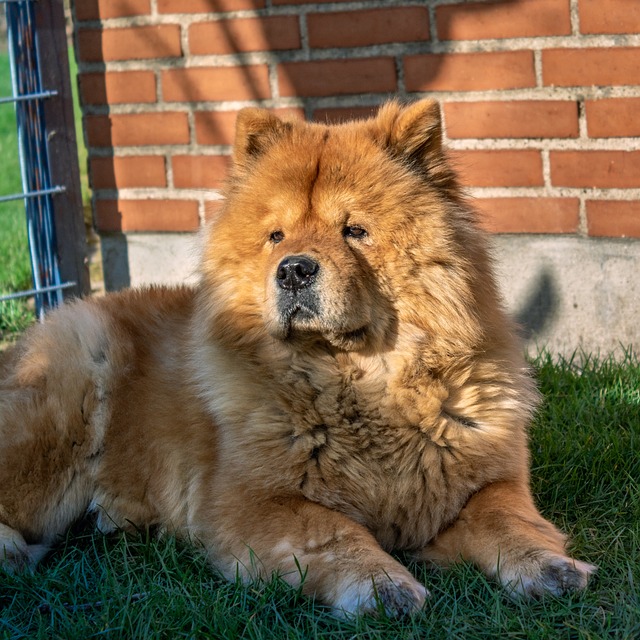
491,236 -> 639,357
101,232 -> 639,357
101,232 -> 201,291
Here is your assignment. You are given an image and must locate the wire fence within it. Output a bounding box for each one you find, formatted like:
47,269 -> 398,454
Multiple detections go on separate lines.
0,0 -> 74,319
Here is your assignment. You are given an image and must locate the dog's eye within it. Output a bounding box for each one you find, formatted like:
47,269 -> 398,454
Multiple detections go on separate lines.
270,231 -> 285,244
343,226 -> 367,239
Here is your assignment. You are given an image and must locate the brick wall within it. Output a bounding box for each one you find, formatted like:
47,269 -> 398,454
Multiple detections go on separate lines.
71,0 -> 640,238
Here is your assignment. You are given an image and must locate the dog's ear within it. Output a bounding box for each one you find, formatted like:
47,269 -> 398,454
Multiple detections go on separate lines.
372,99 -> 445,172
233,108 -> 292,169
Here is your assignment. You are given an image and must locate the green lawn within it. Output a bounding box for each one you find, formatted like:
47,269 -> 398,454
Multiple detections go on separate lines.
0,50 -> 33,338
0,354 -> 638,639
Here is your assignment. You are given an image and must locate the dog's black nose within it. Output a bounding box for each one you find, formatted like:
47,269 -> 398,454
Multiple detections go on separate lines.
276,255 -> 319,291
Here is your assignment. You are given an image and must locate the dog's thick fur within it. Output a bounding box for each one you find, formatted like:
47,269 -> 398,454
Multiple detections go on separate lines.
0,100 -> 593,616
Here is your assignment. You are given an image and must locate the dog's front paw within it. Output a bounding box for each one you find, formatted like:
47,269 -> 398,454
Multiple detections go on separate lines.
333,568 -> 428,618
505,553 -> 596,598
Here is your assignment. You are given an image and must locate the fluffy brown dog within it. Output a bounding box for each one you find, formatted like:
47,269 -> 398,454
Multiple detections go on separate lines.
0,100 -> 593,616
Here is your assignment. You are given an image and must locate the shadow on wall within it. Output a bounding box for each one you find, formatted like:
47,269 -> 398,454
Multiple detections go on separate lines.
75,0 -> 558,333
514,268 -> 558,342
99,232 -> 130,289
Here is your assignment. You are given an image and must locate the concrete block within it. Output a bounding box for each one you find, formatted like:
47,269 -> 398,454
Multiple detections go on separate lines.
100,232 -> 200,291
492,235 -> 640,357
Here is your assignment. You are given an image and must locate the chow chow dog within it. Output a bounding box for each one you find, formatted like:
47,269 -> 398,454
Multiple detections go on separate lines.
0,100 -> 594,616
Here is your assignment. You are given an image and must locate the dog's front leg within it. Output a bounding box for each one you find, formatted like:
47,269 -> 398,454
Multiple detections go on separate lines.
417,480 -> 596,597
196,491 -> 427,617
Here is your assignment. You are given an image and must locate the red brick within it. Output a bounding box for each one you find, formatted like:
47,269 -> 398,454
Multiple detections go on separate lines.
579,0 -> 640,34
79,71 -> 156,105
307,8 -> 429,49
90,156 -> 166,189
172,155 -> 231,189
586,200 -> 640,238
437,0 -> 570,40
190,17 -> 299,55
158,0 -> 264,11
195,108 -> 303,145
475,198 -> 579,234
77,26 -> 182,63
76,0 -> 150,20
278,58 -> 396,97
449,150 -> 543,188
444,101 -> 578,139
163,66 -> 271,102
95,199 -> 200,232
405,51 -> 535,92
543,48 -> 640,87
273,0 -> 351,4
313,106 -> 379,124
195,111 -> 239,146
585,98 -> 640,138
85,113 -> 190,147
551,151 -> 640,188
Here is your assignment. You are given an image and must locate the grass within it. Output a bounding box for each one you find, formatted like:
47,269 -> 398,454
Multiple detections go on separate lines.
0,49 -> 33,338
0,353 -> 638,639
0,47 -> 638,637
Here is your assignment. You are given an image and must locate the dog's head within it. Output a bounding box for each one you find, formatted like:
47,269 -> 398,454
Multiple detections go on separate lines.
200,100 -> 490,355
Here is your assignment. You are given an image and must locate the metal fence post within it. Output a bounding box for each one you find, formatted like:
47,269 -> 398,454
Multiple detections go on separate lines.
0,0 -> 90,317
34,0 -> 90,301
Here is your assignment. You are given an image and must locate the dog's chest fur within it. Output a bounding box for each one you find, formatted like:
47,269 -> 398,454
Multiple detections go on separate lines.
248,352 -> 486,550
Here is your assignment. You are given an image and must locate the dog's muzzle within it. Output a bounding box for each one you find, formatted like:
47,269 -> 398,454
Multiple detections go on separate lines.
275,255 -> 321,328
276,255 -> 319,292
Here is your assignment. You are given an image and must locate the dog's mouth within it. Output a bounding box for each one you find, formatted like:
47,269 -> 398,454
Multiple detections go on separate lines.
275,290 -> 369,350
277,301 -> 319,338
284,307 -> 309,328
277,308 -> 368,351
